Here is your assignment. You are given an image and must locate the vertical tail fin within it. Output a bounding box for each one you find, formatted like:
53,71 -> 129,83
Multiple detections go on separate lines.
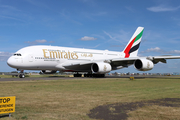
123,27 -> 144,58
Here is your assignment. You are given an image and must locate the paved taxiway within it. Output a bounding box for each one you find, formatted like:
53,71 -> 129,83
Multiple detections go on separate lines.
0,76 -> 85,82
0,75 -> 177,82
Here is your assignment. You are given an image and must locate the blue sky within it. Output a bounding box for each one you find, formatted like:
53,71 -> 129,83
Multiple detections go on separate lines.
1,0 -> 180,73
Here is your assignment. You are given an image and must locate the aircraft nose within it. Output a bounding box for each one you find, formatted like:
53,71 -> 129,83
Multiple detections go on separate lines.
7,57 -> 16,68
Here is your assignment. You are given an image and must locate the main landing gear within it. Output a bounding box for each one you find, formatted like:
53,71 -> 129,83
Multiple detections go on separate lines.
73,73 -> 105,78
73,74 -> 82,77
84,74 -> 105,78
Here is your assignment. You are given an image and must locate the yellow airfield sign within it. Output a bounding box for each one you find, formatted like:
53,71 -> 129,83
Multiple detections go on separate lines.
0,96 -> 16,114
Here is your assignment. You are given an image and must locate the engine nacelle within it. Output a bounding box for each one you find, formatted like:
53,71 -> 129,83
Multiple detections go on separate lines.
41,70 -> 57,74
134,59 -> 154,71
91,62 -> 112,74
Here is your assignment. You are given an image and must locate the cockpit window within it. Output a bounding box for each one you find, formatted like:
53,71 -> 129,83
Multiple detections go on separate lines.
13,53 -> 22,56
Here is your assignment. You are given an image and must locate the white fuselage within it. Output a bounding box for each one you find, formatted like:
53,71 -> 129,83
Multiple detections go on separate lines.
7,45 -> 125,72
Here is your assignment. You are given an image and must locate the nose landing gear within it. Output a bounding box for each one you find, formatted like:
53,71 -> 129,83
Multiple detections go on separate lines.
19,70 -> 25,78
19,74 -> 25,78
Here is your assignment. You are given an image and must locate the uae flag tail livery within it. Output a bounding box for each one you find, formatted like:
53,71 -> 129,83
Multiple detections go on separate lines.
123,27 -> 144,58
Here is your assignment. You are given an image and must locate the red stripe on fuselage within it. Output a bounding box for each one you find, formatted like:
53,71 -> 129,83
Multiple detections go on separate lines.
124,37 -> 136,58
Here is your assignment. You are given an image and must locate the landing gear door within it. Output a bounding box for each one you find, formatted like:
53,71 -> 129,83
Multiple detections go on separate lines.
28,54 -> 34,62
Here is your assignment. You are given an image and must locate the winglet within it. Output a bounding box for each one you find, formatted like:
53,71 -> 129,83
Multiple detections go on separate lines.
123,27 -> 144,58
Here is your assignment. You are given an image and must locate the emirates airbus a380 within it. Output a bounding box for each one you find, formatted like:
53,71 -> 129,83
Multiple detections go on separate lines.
7,27 -> 180,78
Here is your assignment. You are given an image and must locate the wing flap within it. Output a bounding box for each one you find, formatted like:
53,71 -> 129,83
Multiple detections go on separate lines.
111,57 -> 140,66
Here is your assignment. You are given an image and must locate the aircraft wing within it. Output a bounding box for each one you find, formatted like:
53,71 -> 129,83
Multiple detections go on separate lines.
61,55 -> 180,72
111,57 -> 139,67
61,58 -> 139,72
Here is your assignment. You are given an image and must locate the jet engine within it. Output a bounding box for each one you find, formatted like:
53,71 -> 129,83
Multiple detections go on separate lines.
134,59 -> 154,71
41,70 -> 57,74
91,62 -> 112,73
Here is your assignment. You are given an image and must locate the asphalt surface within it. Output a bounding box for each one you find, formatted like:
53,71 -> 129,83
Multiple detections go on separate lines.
0,76 -> 84,81
0,75 -> 178,82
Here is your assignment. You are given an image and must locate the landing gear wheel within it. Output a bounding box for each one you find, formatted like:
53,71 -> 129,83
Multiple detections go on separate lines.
73,74 -> 82,77
19,74 -> 25,78
84,74 -> 105,78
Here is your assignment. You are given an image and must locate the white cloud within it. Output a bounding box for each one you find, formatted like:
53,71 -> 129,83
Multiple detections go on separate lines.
0,52 -> 12,61
141,47 -> 164,54
80,36 -> 97,41
141,47 -> 180,55
168,50 -> 180,54
35,39 -> 47,43
147,47 -> 161,52
25,39 -> 49,45
147,5 -> 180,12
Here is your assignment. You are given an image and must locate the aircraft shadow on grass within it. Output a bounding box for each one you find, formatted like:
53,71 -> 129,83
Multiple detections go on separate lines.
88,98 -> 180,120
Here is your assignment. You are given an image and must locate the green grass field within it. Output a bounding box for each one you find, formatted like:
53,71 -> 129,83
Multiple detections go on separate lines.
0,77 -> 180,120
